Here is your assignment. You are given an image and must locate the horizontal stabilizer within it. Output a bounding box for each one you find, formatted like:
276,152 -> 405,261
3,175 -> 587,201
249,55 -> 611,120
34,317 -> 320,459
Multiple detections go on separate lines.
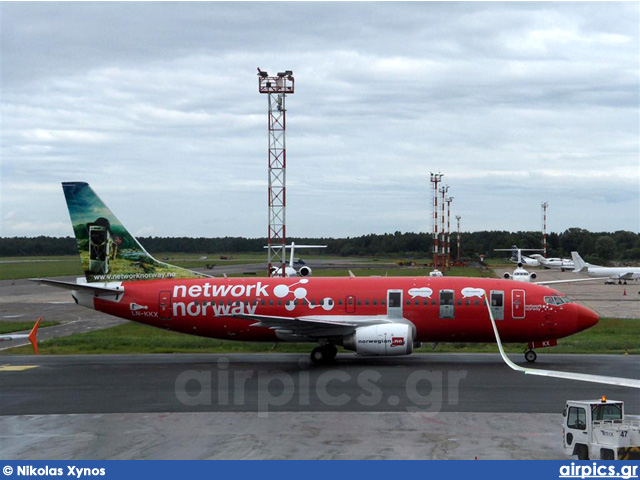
32,278 -> 123,296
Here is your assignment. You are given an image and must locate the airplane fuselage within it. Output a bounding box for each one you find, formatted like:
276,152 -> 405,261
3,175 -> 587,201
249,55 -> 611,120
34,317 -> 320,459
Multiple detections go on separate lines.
77,276 -> 598,346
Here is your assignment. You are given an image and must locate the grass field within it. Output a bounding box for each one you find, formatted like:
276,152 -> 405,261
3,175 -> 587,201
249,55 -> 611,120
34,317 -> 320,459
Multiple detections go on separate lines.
0,254 -> 494,280
0,321 -> 59,335
5,317 -> 637,356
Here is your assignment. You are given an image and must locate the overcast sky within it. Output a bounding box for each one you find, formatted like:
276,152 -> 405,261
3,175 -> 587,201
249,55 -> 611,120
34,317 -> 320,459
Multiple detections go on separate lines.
2,2 -> 638,240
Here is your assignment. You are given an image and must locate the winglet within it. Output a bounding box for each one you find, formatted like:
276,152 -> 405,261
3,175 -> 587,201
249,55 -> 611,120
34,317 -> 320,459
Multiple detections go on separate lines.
28,317 -> 41,355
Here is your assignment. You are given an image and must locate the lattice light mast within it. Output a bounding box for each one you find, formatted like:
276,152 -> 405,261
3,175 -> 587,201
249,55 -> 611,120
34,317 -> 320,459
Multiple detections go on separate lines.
430,173 -> 443,269
258,68 -> 294,277
541,201 -> 548,257
446,196 -> 453,268
439,185 -> 449,267
455,215 -> 461,264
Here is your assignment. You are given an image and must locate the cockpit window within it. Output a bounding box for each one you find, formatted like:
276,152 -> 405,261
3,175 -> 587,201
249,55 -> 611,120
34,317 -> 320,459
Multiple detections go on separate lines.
544,296 -> 572,306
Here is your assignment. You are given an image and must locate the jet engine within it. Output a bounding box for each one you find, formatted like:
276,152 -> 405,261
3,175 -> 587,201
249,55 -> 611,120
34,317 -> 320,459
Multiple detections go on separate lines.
503,272 -> 511,279
530,272 -> 537,280
298,265 -> 312,277
343,324 -> 414,356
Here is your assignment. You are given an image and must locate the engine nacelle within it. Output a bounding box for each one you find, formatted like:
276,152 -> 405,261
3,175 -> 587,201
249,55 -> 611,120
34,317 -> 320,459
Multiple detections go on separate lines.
343,324 -> 414,356
530,272 -> 537,280
298,265 -> 312,277
503,272 -> 511,279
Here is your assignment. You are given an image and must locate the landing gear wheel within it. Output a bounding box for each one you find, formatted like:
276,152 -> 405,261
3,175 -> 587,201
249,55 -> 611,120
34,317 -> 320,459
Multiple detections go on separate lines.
325,344 -> 338,361
310,345 -> 338,365
310,347 -> 326,365
525,350 -> 537,363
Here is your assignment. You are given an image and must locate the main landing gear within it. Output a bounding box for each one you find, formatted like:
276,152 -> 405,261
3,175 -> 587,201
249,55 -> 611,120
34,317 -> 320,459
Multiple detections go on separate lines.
524,349 -> 537,363
310,344 -> 338,365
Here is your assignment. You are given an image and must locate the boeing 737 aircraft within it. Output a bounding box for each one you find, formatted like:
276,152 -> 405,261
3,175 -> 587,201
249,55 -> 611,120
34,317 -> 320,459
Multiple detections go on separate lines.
571,252 -> 640,285
34,183 -> 602,366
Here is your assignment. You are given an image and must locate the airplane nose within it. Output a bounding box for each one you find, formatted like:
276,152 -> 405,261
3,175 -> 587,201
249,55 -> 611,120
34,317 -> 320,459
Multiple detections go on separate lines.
576,305 -> 599,332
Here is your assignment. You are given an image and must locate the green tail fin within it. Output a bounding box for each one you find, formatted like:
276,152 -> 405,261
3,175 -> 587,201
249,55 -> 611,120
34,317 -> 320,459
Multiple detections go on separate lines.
62,182 -> 206,282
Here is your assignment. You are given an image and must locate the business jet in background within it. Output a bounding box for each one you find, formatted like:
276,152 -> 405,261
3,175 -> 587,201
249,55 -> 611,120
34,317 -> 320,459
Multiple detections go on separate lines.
571,252 -> 640,285
494,246 -> 543,267
266,243 -> 327,277
529,254 -> 575,272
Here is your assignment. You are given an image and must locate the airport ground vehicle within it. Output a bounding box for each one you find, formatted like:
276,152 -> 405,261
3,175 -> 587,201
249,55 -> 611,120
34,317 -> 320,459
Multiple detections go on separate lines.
563,398 -> 640,460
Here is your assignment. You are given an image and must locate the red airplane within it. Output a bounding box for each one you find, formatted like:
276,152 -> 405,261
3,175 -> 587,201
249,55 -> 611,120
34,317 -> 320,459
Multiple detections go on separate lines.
36,182 -> 599,365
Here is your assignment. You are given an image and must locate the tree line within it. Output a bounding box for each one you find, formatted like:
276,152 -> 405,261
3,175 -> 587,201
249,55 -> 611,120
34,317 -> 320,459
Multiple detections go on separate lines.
1,229 -> 639,264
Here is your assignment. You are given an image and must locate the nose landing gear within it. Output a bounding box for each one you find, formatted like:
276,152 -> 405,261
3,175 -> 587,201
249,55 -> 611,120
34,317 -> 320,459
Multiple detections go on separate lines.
524,349 -> 537,363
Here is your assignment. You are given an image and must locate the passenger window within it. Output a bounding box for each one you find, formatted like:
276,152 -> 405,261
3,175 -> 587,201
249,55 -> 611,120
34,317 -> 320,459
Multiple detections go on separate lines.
365,300 -> 370,306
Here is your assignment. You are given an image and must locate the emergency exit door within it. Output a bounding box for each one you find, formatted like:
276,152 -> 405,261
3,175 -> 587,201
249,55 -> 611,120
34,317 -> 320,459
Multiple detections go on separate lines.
387,290 -> 403,319
439,290 -> 455,319
159,291 -> 172,319
512,289 -> 526,319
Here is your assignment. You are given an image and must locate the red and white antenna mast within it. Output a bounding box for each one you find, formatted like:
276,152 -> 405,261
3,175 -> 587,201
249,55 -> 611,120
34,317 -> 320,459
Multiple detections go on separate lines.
430,173 -> 443,269
455,215 -> 461,264
439,185 -> 449,268
446,196 -> 453,268
541,201 -> 548,257
258,68 -> 294,277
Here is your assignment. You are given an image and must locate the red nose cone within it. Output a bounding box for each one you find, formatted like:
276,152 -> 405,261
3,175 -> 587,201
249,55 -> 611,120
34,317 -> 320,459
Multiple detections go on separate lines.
576,306 -> 599,332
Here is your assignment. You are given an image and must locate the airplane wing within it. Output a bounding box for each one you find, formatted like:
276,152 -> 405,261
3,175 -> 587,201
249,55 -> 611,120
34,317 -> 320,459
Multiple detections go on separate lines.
32,278 -> 123,297
616,272 -> 636,280
535,277 -> 610,286
483,294 -> 640,389
0,317 -> 41,354
231,313 -> 388,337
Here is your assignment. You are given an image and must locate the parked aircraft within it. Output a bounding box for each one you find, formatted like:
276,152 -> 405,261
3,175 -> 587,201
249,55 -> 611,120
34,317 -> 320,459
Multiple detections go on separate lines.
266,243 -> 327,277
503,264 -> 607,287
0,318 -> 40,354
529,254 -> 575,272
35,183 -> 600,365
571,252 -> 640,285
494,246 -> 542,267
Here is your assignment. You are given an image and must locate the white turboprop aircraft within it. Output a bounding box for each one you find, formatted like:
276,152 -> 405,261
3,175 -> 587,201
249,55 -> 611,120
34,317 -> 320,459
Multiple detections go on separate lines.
571,252 -> 640,285
0,318 -> 40,354
494,246 -> 543,267
529,254 -> 575,272
266,243 -> 327,277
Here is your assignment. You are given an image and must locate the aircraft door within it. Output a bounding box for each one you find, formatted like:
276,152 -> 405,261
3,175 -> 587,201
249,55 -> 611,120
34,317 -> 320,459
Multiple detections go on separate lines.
345,295 -> 356,314
439,290 -> 455,319
387,290 -> 403,319
490,291 -> 504,321
512,289 -> 525,319
159,291 -> 172,319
